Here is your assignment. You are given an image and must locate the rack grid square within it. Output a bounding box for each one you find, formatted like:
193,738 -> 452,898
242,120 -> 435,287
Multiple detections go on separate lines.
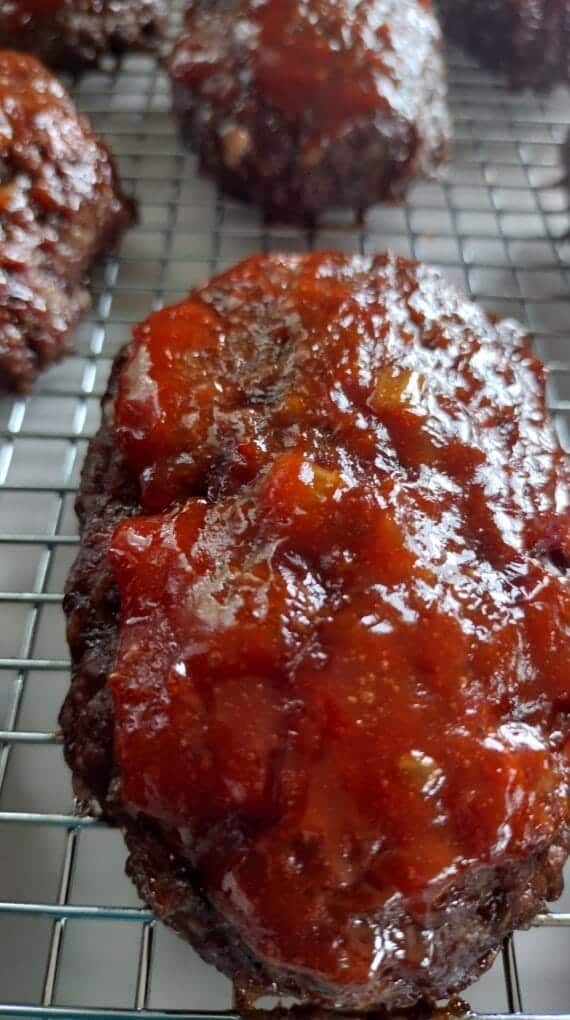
0,3 -> 569,1017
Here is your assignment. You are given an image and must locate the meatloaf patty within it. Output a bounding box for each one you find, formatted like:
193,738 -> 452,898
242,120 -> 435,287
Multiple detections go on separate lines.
0,0 -> 166,70
439,0 -> 570,90
168,0 -> 450,223
0,52 -> 135,393
62,252 -> 570,1012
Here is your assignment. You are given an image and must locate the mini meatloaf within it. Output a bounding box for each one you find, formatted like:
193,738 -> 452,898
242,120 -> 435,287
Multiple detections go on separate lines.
439,0 -> 570,90
168,0 -> 450,223
0,52 -> 134,393
61,251 -> 570,1012
0,0 -> 166,70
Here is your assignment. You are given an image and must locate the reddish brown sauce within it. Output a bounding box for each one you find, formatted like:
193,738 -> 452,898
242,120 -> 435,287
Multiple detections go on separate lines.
171,0 -> 442,140
255,0 -> 423,128
110,253 -> 569,988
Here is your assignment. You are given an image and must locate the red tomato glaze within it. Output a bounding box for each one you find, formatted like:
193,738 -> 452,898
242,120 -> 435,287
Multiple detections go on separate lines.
110,253 -> 570,987
171,0 -> 443,140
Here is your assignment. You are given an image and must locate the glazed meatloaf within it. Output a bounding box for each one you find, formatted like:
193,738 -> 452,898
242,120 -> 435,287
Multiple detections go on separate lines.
168,0 -> 450,223
439,0 -> 570,90
61,251 -> 570,1011
0,52 -> 134,393
0,0 -> 166,71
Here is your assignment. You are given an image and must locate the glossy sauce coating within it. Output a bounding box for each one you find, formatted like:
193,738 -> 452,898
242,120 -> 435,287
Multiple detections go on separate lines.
168,0 -> 449,220
110,253 -> 570,987
0,51 -> 132,390
174,0 -> 438,138
0,52 -> 114,233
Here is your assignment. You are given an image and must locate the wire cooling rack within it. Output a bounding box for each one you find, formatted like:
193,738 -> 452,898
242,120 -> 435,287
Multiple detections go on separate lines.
1,4 -> 570,1017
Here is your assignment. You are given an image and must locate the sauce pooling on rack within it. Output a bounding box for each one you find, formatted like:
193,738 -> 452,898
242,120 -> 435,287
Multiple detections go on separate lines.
109,252 -> 570,986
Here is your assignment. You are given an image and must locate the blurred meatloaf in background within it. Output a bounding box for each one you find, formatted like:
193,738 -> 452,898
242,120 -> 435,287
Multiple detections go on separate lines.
168,0 -> 450,223
439,0 -> 570,90
0,0 -> 166,70
0,52 -> 135,393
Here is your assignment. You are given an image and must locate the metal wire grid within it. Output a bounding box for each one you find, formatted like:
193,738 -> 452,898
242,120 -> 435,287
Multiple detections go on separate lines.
1,5 -> 570,1016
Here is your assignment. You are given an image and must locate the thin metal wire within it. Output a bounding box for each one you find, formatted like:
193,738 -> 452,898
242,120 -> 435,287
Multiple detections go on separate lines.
502,939 -> 524,1014
0,899 -> 567,928
135,923 -> 156,1012
0,5 -> 569,1016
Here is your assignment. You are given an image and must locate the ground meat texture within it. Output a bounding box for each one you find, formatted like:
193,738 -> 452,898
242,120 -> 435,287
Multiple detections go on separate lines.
439,0 -> 570,90
167,0 -> 450,224
0,0 -> 166,70
0,52 -> 135,393
61,252 -> 570,1012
